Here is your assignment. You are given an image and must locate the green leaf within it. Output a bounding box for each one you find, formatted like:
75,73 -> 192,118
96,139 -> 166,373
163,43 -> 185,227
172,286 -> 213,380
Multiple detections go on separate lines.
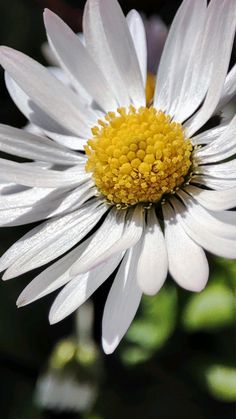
203,363 -> 236,402
182,282 -> 235,331
120,346 -> 149,365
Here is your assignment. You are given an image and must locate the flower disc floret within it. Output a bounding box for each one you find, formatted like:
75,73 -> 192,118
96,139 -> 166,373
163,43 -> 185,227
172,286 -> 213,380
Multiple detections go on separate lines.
85,106 -> 193,205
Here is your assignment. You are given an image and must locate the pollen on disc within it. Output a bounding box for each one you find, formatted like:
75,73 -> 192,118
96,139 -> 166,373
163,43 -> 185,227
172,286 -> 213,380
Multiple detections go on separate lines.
85,106 -> 193,206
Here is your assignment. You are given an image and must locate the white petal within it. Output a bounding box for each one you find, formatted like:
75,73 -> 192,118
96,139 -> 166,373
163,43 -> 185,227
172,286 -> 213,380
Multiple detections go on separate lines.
126,10 -> 147,87
206,209 -> 236,227
171,197 -> 236,259
5,72 -> 88,151
172,0 -> 227,122
102,243 -> 142,354
178,190 -> 236,239
49,252 -> 123,324
49,65 -> 96,111
83,0 -> 130,107
71,205 -> 144,275
154,0 -> 207,117
163,202 -> 209,292
70,207 -> 126,273
0,159 -> 89,188
48,66 -> 71,85
197,160 -> 236,179
184,185 -> 236,212
0,182 -> 95,226
194,116 -> 236,163
17,237 -> 92,306
0,185 -> 54,206
0,180 -> 91,210
192,175 -> 236,190
191,124 -> 227,146
0,124 -> 82,165
44,9 -> 117,113
99,0 -> 145,107
45,131 -> 87,151
185,0 -> 236,136
215,64 -> 236,113
0,47 -> 92,137
0,199 -> 106,277
42,41 -> 59,66
137,207 -> 167,295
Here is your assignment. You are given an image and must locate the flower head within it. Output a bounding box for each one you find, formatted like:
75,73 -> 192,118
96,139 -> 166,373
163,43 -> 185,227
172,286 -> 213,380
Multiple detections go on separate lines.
0,0 -> 235,353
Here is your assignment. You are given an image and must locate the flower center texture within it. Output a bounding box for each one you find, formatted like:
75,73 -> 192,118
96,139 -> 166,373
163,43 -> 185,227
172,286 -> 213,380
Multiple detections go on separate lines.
85,106 -> 193,206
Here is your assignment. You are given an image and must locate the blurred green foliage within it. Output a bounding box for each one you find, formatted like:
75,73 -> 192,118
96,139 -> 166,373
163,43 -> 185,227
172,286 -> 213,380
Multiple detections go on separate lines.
201,363 -> 236,402
182,282 -> 235,331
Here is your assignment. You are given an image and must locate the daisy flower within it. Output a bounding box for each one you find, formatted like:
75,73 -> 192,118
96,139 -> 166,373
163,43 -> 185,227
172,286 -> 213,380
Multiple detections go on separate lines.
0,0 -> 235,354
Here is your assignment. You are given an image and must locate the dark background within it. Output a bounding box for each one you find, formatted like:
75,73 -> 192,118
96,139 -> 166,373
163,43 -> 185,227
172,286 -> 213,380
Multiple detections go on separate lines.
0,1 -> 235,418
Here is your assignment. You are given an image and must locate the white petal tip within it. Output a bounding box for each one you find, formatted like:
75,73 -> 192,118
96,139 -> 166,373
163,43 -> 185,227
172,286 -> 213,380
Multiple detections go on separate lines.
0,46 -> 16,61
2,271 -> 12,281
102,337 -> 118,355
138,283 -> 162,296
49,311 -> 62,325
16,299 -> 24,308
43,8 -> 55,22
191,282 -> 208,293
16,294 -> 30,307
180,280 -> 208,293
137,276 -> 165,296
128,9 -> 139,18
43,8 -> 51,16
49,316 -> 57,325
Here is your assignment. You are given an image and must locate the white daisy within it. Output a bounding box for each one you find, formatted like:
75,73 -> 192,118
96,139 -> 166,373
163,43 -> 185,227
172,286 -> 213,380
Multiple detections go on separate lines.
0,0 -> 235,354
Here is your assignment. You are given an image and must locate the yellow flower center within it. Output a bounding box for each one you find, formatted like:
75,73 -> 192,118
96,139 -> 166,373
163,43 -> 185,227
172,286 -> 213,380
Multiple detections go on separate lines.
85,106 -> 193,206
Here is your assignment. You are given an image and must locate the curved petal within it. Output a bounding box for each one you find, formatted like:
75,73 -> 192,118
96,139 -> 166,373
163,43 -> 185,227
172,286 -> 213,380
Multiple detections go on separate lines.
49,252 -> 123,324
0,47 -> 92,137
0,182 -> 95,226
215,64 -> 236,113
0,123 -> 82,165
178,190 -> 236,239
163,203 -> 209,292
191,124 -> 227,146
83,0 -> 130,107
85,0 -> 146,107
192,175 -> 236,190
126,10 -> 147,87
171,197 -> 236,259
184,185 -> 236,212
44,9 -> 118,113
0,199 -> 106,277
154,0 -> 207,117
0,159 -> 90,188
71,205 -> 144,275
99,0 -> 145,107
194,116 -> 236,163
137,207 -> 167,295
5,73 -> 89,151
185,0 -> 236,136
197,160 -> 236,179
102,243 -> 142,354
16,237 -> 92,306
